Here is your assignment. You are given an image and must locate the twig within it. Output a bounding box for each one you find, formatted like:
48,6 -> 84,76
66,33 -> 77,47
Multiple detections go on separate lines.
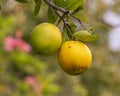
45,0 -> 73,38
44,0 -> 87,38
45,0 -> 69,14
56,12 -> 68,26
70,15 -> 86,30
55,10 -> 73,39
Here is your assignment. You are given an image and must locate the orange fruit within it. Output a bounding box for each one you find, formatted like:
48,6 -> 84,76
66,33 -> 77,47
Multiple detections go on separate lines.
30,23 -> 62,56
58,40 -> 92,75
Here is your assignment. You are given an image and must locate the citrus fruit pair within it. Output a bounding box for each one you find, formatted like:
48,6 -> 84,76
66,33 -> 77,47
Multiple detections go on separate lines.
30,23 -> 92,75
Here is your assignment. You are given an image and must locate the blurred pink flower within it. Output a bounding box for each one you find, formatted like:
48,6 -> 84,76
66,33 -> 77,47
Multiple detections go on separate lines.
25,76 -> 38,88
4,36 -> 16,52
4,36 -> 31,53
15,38 -> 31,53
25,76 -> 42,96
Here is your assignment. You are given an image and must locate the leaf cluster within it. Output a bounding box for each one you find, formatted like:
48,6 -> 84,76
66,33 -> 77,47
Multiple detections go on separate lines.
15,0 -> 98,42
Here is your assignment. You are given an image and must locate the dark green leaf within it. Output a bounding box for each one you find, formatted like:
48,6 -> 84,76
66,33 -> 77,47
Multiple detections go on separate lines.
34,0 -> 42,16
53,0 -> 83,12
53,0 -> 65,8
15,0 -> 28,3
48,7 -> 58,23
69,20 -> 77,33
66,0 -> 84,12
71,6 -> 84,15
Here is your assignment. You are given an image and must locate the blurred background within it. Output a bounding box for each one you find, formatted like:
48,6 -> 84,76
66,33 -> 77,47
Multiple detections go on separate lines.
0,0 -> 120,96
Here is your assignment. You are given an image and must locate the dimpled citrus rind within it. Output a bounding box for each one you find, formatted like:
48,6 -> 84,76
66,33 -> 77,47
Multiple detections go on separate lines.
58,41 -> 92,75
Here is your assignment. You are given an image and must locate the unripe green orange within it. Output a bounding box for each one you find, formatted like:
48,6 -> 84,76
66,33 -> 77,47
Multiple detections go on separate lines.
30,23 -> 62,56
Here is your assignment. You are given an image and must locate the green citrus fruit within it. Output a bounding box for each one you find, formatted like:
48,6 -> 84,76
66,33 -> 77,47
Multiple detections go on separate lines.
30,23 -> 62,56
58,40 -> 92,75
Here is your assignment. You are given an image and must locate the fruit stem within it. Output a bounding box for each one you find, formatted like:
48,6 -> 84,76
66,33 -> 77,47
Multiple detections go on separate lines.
55,10 -> 74,39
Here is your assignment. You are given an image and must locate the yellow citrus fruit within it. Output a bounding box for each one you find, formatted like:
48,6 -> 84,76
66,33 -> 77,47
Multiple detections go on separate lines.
58,40 -> 92,75
30,23 -> 62,56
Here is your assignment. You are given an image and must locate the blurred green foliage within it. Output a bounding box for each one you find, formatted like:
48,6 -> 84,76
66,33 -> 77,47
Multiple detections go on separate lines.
0,0 -> 120,96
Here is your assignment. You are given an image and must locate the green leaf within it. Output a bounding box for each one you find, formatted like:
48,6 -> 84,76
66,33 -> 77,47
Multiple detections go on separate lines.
48,7 -> 58,23
69,20 -> 77,33
53,0 -> 83,13
53,0 -> 65,8
15,0 -> 28,3
34,0 -> 42,16
88,26 -> 95,32
71,6 -> 84,15
73,32 -> 99,42
74,30 -> 91,36
66,0 -> 84,12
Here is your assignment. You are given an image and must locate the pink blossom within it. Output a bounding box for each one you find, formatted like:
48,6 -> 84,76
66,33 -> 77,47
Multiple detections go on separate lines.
15,39 -> 31,53
25,76 -> 42,96
4,36 -> 31,53
25,76 -> 38,88
4,36 -> 16,52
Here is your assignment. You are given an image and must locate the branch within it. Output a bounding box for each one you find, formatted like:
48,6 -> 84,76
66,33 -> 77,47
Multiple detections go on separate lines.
55,10 -> 73,39
45,0 -> 87,28
44,0 -> 86,39
45,0 -> 69,14
45,0 -> 74,39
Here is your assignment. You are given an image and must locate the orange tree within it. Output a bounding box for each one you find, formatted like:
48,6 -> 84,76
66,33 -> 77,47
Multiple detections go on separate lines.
11,1 -> 120,96
0,0 -> 100,96
16,0 -> 98,74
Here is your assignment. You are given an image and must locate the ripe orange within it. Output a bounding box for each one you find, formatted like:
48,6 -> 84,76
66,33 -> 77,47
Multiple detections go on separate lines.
30,23 -> 62,56
58,40 -> 92,75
